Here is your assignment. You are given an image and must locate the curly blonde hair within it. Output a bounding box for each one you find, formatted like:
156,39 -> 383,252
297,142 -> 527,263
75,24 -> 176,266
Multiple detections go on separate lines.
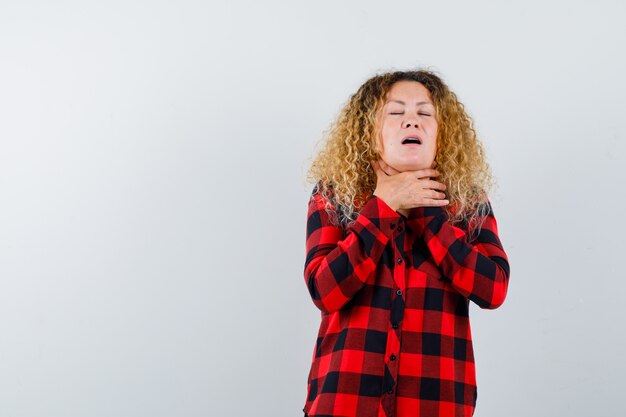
306,69 -> 495,240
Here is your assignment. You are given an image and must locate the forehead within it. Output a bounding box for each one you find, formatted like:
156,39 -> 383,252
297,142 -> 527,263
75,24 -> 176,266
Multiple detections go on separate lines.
385,81 -> 433,104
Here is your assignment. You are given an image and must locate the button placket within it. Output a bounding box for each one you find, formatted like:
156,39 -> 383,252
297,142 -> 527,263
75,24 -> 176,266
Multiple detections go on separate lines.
385,218 -> 406,403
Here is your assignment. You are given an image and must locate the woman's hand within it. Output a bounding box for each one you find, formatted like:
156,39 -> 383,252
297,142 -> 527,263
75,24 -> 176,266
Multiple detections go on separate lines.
372,159 -> 449,216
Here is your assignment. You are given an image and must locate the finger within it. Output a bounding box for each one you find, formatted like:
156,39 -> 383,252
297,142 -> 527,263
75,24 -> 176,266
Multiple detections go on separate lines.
373,160 -> 391,176
376,160 -> 392,176
371,160 -> 385,178
379,160 -> 401,175
428,189 -> 447,200
420,180 -> 447,191
410,190 -> 447,204
425,198 -> 449,206
414,169 -> 440,179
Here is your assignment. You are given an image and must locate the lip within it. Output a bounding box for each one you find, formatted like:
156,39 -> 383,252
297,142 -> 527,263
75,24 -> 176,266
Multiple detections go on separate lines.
401,134 -> 423,145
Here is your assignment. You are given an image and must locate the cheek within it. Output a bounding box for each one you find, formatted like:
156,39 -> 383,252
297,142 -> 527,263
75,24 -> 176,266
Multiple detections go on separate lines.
429,121 -> 438,136
430,125 -> 438,151
378,124 -> 392,153
428,132 -> 438,157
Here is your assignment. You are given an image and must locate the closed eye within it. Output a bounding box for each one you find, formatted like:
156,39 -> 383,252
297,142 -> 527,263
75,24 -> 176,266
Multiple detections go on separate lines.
389,112 -> 432,116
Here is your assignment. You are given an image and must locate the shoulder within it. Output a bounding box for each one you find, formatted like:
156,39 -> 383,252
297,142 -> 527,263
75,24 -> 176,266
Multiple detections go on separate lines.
446,190 -> 493,229
309,181 -> 337,209
308,181 -> 358,228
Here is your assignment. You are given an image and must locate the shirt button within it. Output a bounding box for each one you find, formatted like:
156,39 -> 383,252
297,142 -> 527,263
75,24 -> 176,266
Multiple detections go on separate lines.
392,323 -> 398,329
390,354 -> 396,361
387,388 -> 393,394
390,223 -> 396,230
397,226 -> 403,232
397,258 -> 403,264
396,289 -> 402,296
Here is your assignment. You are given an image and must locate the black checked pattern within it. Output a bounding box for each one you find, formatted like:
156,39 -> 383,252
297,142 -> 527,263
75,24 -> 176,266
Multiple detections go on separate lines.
303,184 -> 510,417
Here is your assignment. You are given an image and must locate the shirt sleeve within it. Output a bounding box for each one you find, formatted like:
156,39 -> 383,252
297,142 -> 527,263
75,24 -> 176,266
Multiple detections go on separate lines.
404,199 -> 511,309
304,188 -> 401,314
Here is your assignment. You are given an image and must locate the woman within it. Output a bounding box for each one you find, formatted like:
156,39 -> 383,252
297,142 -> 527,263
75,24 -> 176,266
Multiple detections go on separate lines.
302,69 -> 510,417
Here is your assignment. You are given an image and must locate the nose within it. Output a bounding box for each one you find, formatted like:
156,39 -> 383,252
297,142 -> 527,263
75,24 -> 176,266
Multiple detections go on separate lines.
402,118 -> 419,129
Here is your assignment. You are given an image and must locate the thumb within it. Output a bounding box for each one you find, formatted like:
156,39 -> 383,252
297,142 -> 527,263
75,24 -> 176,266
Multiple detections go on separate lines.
371,161 -> 380,177
371,160 -> 384,179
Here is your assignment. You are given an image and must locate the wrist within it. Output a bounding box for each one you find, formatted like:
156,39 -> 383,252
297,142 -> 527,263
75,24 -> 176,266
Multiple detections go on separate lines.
408,205 -> 445,218
397,208 -> 410,217
372,192 -> 398,212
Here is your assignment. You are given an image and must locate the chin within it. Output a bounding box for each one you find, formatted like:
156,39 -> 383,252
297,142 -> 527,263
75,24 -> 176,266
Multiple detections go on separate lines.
393,161 -> 429,172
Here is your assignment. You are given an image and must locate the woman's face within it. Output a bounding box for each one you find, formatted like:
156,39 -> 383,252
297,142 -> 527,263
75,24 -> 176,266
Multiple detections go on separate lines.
375,80 -> 438,172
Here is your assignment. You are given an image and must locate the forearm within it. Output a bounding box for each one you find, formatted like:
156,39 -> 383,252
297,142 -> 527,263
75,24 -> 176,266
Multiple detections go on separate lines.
405,203 -> 510,309
304,194 -> 400,313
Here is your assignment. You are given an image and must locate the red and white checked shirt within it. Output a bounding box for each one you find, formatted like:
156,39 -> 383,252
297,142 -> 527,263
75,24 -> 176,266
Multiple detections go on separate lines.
302,184 -> 510,417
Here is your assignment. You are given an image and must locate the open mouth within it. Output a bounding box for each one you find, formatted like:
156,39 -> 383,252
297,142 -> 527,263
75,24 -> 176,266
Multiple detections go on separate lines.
402,137 -> 422,145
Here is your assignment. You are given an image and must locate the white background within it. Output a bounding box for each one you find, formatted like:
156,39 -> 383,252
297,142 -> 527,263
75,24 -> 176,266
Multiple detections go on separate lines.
1,1 -> 625,416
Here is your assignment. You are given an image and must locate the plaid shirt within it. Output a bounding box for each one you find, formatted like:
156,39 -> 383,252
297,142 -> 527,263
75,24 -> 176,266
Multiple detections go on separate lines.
302,184 -> 510,417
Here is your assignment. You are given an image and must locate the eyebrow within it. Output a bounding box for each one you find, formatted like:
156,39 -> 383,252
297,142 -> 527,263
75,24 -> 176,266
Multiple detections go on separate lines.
387,100 -> 434,106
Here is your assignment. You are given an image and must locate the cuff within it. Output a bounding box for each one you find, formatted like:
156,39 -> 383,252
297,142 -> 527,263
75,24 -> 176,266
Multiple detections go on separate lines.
356,195 -> 402,240
405,205 -> 447,237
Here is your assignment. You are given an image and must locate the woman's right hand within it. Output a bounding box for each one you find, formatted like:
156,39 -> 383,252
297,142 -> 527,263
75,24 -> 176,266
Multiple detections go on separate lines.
371,159 -> 449,212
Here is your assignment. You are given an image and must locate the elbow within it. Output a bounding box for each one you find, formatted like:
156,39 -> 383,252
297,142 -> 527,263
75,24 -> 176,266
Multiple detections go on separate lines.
473,289 -> 507,310
304,254 -> 357,314
304,259 -> 333,314
478,266 -> 510,310
479,289 -> 507,310
307,278 -> 331,314
306,273 -> 343,314
312,300 -> 340,315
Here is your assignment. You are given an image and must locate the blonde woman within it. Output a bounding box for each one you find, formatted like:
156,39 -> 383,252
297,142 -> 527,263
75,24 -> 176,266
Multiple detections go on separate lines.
302,69 -> 510,417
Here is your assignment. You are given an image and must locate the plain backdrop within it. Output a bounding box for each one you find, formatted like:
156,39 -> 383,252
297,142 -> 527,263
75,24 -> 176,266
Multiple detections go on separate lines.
1,1 -> 625,416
